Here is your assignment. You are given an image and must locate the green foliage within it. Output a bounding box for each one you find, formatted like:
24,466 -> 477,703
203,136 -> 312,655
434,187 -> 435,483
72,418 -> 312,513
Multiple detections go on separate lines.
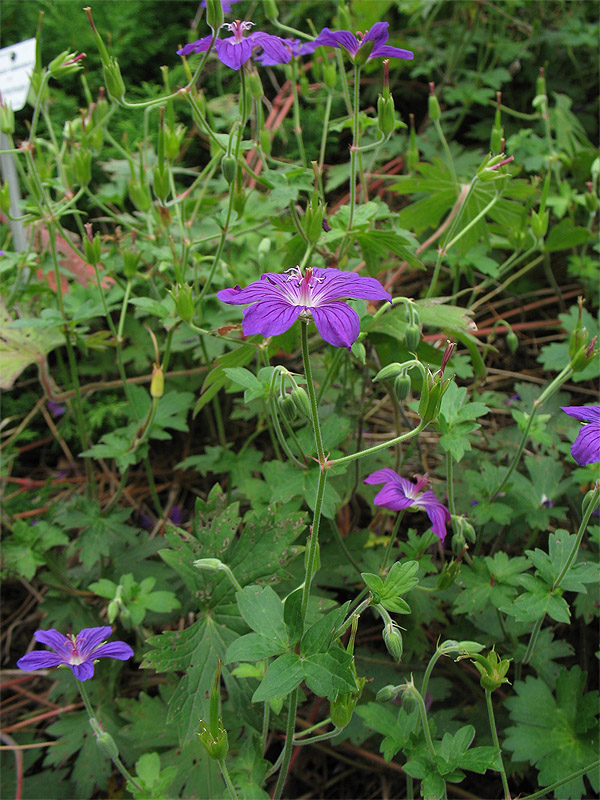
2,1 -> 598,798
504,667 -> 600,798
1,519 -> 68,581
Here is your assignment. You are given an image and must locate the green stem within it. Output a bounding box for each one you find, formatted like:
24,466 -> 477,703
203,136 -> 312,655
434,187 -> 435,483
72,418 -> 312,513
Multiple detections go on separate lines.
523,481 -> 599,665
293,727 -> 342,745
552,481 -> 600,589
425,179 -> 476,298
318,91 -> 334,191
294,717 -> 333,738
143,455 -> 164,519
412,684 -> 436,759
290,59 -> 307,168
346,64 -> 361,235
521,761 -> 600,800
47,226 -> 95,498
217,758 -> 239,800
485,689 -> 511,800
420,645 -> 443,701
76,681 -> 143,793
443,190 -> 500,253
261,690 -> 270,756
328,420 -> 427,467
433,118 -> 457,183
301,322 -> 325,463
380,511 -> 405,573
492,364 -> 573,498
272,688 -> 298,800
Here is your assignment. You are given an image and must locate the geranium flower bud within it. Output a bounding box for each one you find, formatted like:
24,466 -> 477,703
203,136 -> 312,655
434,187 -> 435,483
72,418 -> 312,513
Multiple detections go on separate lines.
383,622 -> 403,662
404,323 -> 421,352
278,395 -> 298,423
394,373 -> 411,402
205,0 -> 224,31
290,387 -> 311,419
428,83 -> 441,121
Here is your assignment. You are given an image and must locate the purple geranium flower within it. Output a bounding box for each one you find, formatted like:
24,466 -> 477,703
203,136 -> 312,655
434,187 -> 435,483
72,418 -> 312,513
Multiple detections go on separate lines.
17,627 -> 134,682
364,469 -> 451,542
218,266 -> 392,349
314,21 -> 413,63
177,20 -> 291,70
254,37 -> 317,66
561,405 -> 600,466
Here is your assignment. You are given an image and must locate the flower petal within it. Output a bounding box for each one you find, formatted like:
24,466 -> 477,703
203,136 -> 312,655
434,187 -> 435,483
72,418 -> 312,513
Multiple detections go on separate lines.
571,422 -> 600,466
424,504 -> 450,542
370,44 -> 414,60
215,38 -> 253,69
362,22 -> 390,47
314,27 -> 359,55
561,405 -> 600,423
92,641 -> 135,661
311,302 -> 360,348
77,627 -> 114,658
372,484 -> 414,511
33,629 -> 70,654
364,468 -> 405,487
218,276 -> 288,305
177,36 -> 213,57
252,32 -> 292,64
71,661 -> 95,681
242,300 -> 302,337
311,268 -> 392,304
17,651 -> 64,672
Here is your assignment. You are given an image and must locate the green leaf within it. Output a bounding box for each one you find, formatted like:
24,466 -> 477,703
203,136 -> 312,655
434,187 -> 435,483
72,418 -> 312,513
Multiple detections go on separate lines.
226,632 -> 287,662
301,604 -> 348,657
0,304 -> 65,389
57,501 -> 135,571
236,585 -> 287,646
224,367 -> 261,393
361,572 -> 385,598
142,615 -> 250,744
504,667 -> 600,798
453,553 -> 527,616
384,560 -> 419,598
303,648 -> 357,697
501,574 -> 571,624
355,703 -> 416,762
44,710 -> 113,797
544,218 -> 593,251
89,579 -> 118,599
252,653 -> 304,702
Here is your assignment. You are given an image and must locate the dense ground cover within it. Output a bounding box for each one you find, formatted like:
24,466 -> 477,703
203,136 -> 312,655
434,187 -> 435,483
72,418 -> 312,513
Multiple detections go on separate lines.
1,1 -> 599,798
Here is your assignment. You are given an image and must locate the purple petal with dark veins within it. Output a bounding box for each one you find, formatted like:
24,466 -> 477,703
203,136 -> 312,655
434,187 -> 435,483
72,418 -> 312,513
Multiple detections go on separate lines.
364,468 -> 405,487
33,629 -> 70,653
242,300 -> 302,337
17,651 -> 64,672
314,28 -> 360,55
91,641 -> 135,661
177,36 -> 213,57
372,484 -> 415,510
311,268 -> 392,304
252,32 -> 292,64
311,302 -> 360,348
362,22 -> 390,47
571,422 -> 600,466
71,661 -> 95,681
216,38 -> 254,69
77,627 -> 114,658
218,278 -> 284,305
561,405 -> 600,423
